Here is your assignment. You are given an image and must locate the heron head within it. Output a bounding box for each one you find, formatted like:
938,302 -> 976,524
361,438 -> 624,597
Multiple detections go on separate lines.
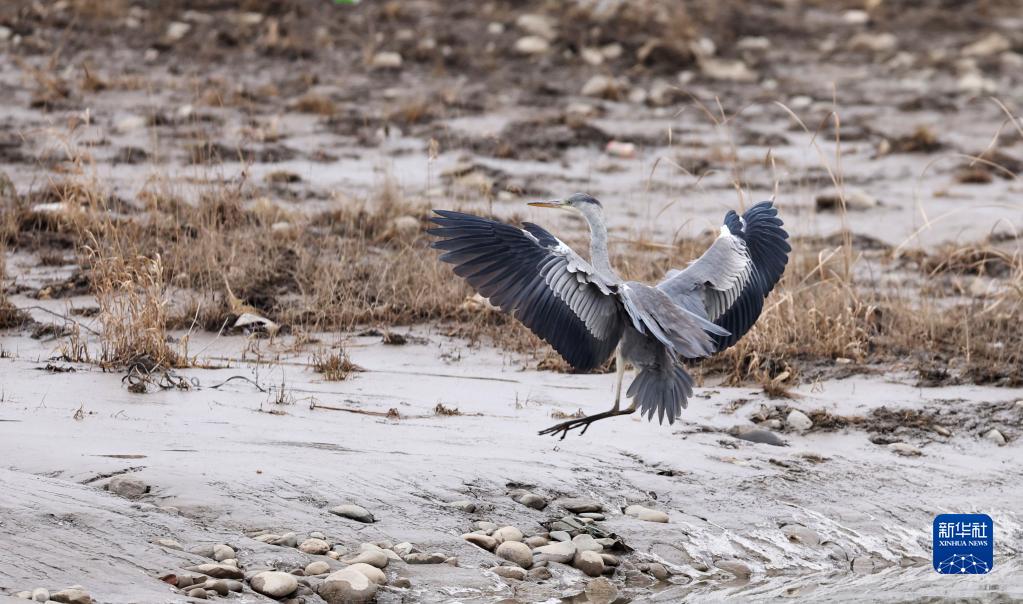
528,192 -> 602,212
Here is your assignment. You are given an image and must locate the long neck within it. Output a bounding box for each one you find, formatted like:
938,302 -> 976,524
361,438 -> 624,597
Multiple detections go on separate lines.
577,204 -> 620,282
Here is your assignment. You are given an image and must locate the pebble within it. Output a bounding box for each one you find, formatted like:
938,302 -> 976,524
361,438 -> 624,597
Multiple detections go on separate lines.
254,533 -> 280,543
463,533 -> 497,551
204,580 -> 230,596
343,550 -> 388,568
0,25 -> 11,41
510,489 -> 548,510
404,552 -> 448,564
496,541 -> 533,569
646,562 -> 670,580
392,577 -> 411,588
782,524 -> 821,546
50,588 -> 93,604
299,538 -> 330,555
392,542 -> 417,557
581,75 -> 620,99
585,576 -> 618,604
329,504 -> 375,523
549,530 -> 571,542
851,556 -> 877,573
492,526 -> 523,543
106,476 -> 150,499
733,428 -> 787,446
31,588 -> 49,602
184,563 -> 244,580
700,58 -> 757,82
889,442 -> 923,457
328,551 -> 341,560
574,550 -> 605,577
581,47 -> 604,65
213,544 -> 235,561
984,428 -> 1007,446
848,32 -> 897,53
153,537 -> 183,550
579,512 -> 605,520
272,532 -> 298,548
786,409 -> 813,432
842,9 -> 870,24
473,521 -> 498,534
528,566 -> 553,580
319,569 -> 377,603
492,565 -> 527,580
305,561 -> 331,575
963,33 -> 1011,57
515,14 -> 556,40
572,534 -> 602,553
370,52 -> 403,69
250,571 -> 298,598
559,497 -> 602,513
165,21 -> 191,42
624,504 -> 669,523
534,540 -> 576,563
514,36 -> 549,55
524,536 -> 548,548
715,559 -> 752,578
447,500 -> 476,513
310,531 -> 326,540
347,562 -> 386,585
823,541 -> 848,561
600,554 -> 620,567
187,587 -> 207,599
647,80 -> 681,107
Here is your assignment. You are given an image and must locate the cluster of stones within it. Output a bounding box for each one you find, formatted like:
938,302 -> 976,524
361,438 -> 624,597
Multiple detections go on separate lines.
11,587 -> 93,604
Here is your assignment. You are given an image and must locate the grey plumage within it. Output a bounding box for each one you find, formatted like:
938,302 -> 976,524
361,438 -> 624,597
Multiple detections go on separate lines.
428,193 -> 790,437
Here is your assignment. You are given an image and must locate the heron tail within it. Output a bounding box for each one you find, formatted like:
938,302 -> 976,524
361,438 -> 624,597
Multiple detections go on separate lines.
627,362 -> 694,425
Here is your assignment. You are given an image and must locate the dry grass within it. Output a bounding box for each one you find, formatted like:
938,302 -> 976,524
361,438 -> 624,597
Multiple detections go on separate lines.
312,347 -> 361,381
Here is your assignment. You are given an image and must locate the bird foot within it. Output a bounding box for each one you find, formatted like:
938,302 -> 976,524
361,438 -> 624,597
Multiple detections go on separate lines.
538,407 -> 628,440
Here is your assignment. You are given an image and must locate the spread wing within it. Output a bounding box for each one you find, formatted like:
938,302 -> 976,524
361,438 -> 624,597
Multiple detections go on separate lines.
657,201 -> 790,353
428,210 -> 625,371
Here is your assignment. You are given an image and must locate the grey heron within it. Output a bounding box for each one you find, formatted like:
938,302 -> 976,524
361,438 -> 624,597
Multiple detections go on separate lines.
428,193 -> 790,438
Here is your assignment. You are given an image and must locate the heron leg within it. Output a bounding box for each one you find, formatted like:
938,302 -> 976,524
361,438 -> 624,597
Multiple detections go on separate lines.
539,350 -> 634,440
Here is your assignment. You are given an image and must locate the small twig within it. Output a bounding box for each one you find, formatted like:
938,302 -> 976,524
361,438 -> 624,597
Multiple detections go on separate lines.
208,375 -> 267,392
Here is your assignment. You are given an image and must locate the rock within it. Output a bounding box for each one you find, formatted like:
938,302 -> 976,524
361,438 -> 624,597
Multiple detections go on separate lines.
601,43 -> 623,60
492,526 -> 523,543
165,21 -> 191,42
50,589 -> 92,604
528,566 -> 553,580
0,25 -> 11,41
305,561 -> 331,575
153,537 -> 183,550
524,536 -> 548,548
496,541 -> 533,569
716,559 -> 752,578
572,534 -> 603,553
559,497 -> 602,514
851,556 -> 877,573
984,429 -> 1007,446
842,9 -> 870,24
392,576 -> 411,588
320,569 -> 377,604
184,563 -> 244,580
370,52 -> 403,69
581,75 -> 621,99
310,531 -> 326,540
889,442 -> 922,457
849,32 -> 897,53
392,542 -> 417,557
299,538 -> 330,555
580,512 -> 604,521
473,521 -> 498,533
31,588 -> 49,602
534,540 -> 576,563
343,549 -> 388,568
581,47 -> 604,66
963,33 -> 1011,57
823,541 -> 849,561
733,428 -> 787,447
221,558 -> 238,567
187,587 -> 207,599
347,562 -> 386,585
204,580 -> 230,596
782,524 -> 821,546
786,409 -> 814,431
574,550 -> 605,577
646,562 -> 670,580
816,189 -> 879,212
213,544 -> 235,561
327,550 -> 341,560
515,14 -> 556,40
549,530 -> 571,542
958,71 -> 998,94
106,476 -> 150,499
585,576 -> 618,604
254,533 -> 280,543
447,500 -> 476,513
492,565 -> 527,580
404,552 -> 448,564
700,58 -> 757,82
329,504 -> 374,523
624,504 -> 669,523
445,556 -> 459,566
510,489 -> 547,510
464,533 -> 498,551
250,571 -> 299,598
514,36 -> 549,55
271,533 -> 298,547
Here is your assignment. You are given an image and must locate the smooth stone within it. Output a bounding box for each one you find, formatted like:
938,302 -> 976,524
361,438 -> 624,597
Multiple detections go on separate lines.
528,566 -> 553,580
581,75 -> 619,98
50,589 -> 92,604
524,536 -> 548,548
549,530 -> 571,542
251,571 -> 298,598
579,512 -> 605,520
984,428 -> 1007,445
572,534 -> 603,553
574,550 -> 605,577
559,497 -> 602,513
492,526 -> 523,543
370,51 -> 402,69
496,541 -> 533,569
534,540 -> 576,563
272,532 -> 298,547
392,542 -> 417,557
213,544 -> 235,561
510,489 -> 547,510
224,580 -> 243,592
733,428 -> 787,447
187,588 -> 207,599
404,552 -> 447,564
319,569 -> 377,603
646,562 -> 669,580
153,537 -> 183,550
889,442 -> 922,457
782,524 -> 821,546
203,580 -> 229,596
254,534 -> 280,543
299,538 -> 330,555
514,36 -> 549,55
786,409 -> 813,431
448,500 -> 476,512
343,550 -> 388,568
463,533 -> 497,551
305,561 -> 331,575
493,565 -> 527,580
585,576 -> 618,604
392,577 -> 412,588
600,554 -> 620,567
716,559 -> 752,578
624,504 -> 669,523
515,13 -> 556,39
184,563 -> 244,579
347,562 -> 386,585
309,531 -> 326,540
31,588 -> 49,602
106,476 -> 150,499
473,521 -> 498,533
327,551 -> 341,560
329,504 -> 375,523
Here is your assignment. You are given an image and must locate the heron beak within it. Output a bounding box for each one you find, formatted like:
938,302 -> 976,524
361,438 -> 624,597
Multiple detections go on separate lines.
527,199 -> 563,209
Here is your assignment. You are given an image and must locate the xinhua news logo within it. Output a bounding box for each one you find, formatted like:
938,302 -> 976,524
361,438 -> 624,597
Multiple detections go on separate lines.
933,514 -> 994,574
